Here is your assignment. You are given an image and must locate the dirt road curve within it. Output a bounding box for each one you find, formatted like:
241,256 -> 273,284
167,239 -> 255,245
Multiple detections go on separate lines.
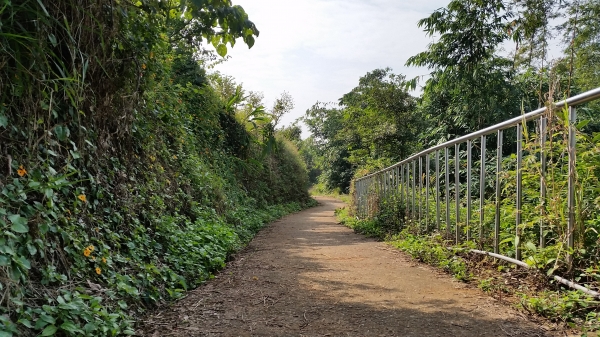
140,197 -> 563,337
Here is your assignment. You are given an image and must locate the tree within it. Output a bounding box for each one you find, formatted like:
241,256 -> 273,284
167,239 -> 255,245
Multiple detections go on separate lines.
300,69 -> 420,192
302,102 -> 353,192
339,68 -> 419,167
270,91 -> 295,128
406,0 -> 538,144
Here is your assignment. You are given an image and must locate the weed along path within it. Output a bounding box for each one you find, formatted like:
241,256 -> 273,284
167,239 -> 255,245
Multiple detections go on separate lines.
140,197 -> 562,337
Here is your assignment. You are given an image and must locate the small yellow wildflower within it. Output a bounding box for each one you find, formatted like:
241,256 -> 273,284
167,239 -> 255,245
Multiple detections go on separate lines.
88,245 -> 95,252
95,267 -> 101,275
83,248 -> 91,257
142,63 -> 147,70
102,257 -> 107,264
78,194 -> 87,202
17,165 -> 27,177
172,155 -> 177,159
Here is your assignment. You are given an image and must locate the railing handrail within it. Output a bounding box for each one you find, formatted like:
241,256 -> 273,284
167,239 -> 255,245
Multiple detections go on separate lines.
353,86 -> 600,299
356,87 -> 600,182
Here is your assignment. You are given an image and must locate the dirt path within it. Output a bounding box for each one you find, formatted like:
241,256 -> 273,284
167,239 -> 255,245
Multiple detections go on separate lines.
140,197 -> 564,337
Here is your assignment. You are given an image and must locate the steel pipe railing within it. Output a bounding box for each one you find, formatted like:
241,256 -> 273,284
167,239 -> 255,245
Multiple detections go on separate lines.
352,87 -> 600,298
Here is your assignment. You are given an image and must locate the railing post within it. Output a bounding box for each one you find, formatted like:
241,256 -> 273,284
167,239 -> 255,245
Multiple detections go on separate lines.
455,143 -> 460,244
363,180 -> 366,217
516,123 -> 523,261
357,180 -> 361,217
400,164 -> 404,205
362,180 -> 366,218
384,171 -> 388,199
412,160 -> 416,219
567,106 -> 576,266
395,166 -> 399,193
435,150 -> 440,231
480,135 -> 486,243
495,130 -> 503,254
405,163 -> 409,218
361,180 -> 365,217
540,116 -> 547,248
426,153 -> 430,232
445,147 -> 450,238
365,177 -> 371,218
419,156 -> 423,227
466,139 -> 472,242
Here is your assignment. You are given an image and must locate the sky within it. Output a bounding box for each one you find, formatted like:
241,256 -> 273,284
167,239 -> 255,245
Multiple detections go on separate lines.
211,0 -> 449,132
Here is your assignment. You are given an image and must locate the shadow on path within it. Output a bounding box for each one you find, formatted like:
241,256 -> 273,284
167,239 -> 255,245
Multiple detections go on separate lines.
138,197 -> 562,337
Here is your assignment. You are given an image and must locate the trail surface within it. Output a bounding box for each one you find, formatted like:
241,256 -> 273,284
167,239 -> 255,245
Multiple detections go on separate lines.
140,197 -> 564,336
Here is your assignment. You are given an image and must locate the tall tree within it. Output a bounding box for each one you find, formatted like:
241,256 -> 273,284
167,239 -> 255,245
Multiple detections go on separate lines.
406,0 -> 538,144
339,68 -> 419,167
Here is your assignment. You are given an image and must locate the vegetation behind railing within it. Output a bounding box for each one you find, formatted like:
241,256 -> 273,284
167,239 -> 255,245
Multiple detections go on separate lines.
353,90 -> 600,297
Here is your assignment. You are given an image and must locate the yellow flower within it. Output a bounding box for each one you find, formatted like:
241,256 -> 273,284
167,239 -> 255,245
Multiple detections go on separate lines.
88,245 -> 95,252
78,194 -> 87,202
17,165 -> 27,177
102,257 -> 107,263
172,155 -> 177,159
142,63 -> 147,70
83,248 -> 91,257
95,267 -> 101,275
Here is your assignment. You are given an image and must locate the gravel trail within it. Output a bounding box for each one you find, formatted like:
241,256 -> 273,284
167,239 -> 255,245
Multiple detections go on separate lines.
140,196 -> 564,337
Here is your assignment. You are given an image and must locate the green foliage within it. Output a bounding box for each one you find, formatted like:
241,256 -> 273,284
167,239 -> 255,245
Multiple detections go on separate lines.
300,69 -> 419,193
519,290 -> 600,331
339,68 -> 420,164
318,0 -> 600,331
389,232 -> 471,282
347,111 -> 600,329
302,103 -> 354,192
336,207 -> 382,238
0,0 -> 311,336
406,0 -> 509,71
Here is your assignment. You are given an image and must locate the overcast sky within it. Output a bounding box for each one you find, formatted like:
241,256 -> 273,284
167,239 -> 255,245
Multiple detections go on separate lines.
212,0 -> 449,131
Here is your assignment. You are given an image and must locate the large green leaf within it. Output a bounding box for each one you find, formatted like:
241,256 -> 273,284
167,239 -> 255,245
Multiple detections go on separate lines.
60,322 -> 82,334
8,214 -> 29,233
54,125 -> 70,141
0,114 -> 7,128
245,35 -> 255,48
41,325 -> 57,336
216,43 -> 227,57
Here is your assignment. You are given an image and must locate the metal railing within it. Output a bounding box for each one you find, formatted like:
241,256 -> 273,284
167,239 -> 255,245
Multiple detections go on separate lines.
353,87 -> 600,296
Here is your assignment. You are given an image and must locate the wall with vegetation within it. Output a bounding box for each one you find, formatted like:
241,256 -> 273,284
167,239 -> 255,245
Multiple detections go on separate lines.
0,1 -> 311,335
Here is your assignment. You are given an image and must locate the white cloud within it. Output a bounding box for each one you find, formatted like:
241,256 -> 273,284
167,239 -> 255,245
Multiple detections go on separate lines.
213,0 -> 448,131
